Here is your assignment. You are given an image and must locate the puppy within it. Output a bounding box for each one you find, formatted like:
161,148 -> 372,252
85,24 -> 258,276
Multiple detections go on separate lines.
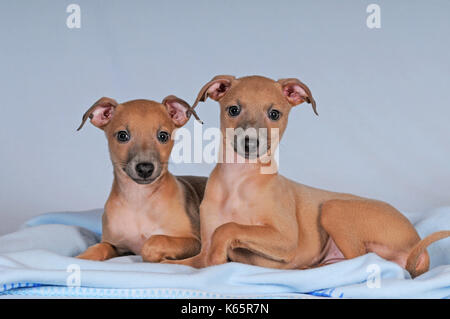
76,96 -> 207,262
168,75 -> 449,278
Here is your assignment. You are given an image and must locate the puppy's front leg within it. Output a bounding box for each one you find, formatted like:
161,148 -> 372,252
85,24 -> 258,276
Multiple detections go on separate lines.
207,222 -> 297,266
141,235 -> 200,263
76,242 -> 119,261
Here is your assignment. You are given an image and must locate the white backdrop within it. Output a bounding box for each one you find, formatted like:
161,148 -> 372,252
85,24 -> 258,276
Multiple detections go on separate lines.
0,0 -> 449,235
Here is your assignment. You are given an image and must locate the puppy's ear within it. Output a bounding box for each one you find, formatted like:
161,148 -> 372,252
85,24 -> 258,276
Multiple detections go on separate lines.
277,78 -> 318,115
192,75 -> 236,109
77,97 -> 119,131
162,95 -> 193,127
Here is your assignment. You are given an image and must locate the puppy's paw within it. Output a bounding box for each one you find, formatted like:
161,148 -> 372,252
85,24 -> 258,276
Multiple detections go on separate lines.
76,243 -> 116,261
206,248 -> 228,266
141,235 -> 174,263
141,251 -> 166,263
206,224 -> 235,266
162,254 -> 206,268
76,252 -> 105,261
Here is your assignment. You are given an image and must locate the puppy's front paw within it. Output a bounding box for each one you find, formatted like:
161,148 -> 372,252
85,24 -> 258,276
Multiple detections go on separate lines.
162,253 -> 206,268
206,224 -> 235,266
141,235 -> 173,263
76,243 -> 116,261
206,247 -> 228,266
76,251 -> 105,261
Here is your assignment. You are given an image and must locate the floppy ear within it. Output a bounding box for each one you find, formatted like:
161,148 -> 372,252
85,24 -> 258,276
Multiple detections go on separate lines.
191,75 -> 236,109
77,97 -> 119,131
277,78 -> 318,115
162,95 -> 193,127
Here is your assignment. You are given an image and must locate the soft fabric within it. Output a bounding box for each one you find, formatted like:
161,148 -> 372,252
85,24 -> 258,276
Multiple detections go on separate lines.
24,208 -> 103,236
0,207 -> 449,298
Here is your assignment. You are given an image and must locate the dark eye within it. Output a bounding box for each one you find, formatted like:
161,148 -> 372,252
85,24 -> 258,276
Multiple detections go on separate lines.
157,131 -> 170,144
227,105 -> 241,117
268,109 -> 281,121
116,130 -> 130,143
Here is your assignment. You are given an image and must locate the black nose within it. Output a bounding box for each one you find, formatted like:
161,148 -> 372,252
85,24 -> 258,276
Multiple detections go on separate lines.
135,162 -> 154,179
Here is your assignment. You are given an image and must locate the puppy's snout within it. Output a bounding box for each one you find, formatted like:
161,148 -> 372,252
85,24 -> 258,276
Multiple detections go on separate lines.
135,162 -> 154,179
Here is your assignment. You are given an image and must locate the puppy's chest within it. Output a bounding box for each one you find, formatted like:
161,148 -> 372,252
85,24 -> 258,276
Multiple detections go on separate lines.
103,206 -> 166,254
212,183 -> 265,225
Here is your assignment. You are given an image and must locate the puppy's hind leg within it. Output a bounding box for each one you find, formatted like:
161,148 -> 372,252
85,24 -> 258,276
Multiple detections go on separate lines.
319,199 -> 429,276
207,222 -> 298,267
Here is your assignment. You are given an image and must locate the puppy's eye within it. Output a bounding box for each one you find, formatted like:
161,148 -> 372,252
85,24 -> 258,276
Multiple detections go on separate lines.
116,130 -> 130,143
157,131 -> 170,144
268,109 -> 281,121
227,105 -> 241,117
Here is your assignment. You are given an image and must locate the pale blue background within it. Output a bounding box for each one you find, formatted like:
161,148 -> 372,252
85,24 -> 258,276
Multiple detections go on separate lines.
0,0 -> 449,235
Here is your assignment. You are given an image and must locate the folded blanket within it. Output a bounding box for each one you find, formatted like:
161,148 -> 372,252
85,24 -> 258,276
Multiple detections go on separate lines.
1,207 -> 449,298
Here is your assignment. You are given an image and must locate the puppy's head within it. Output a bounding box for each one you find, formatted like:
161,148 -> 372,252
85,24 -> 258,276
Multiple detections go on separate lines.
192,75 -> 316,159
77,96 -> 191,184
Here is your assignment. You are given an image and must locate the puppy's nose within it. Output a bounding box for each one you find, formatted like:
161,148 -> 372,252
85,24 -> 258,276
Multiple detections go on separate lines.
135,162 -> 154,179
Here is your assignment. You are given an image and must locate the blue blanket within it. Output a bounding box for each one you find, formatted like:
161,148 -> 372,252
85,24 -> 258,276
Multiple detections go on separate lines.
0,207 -> 449,298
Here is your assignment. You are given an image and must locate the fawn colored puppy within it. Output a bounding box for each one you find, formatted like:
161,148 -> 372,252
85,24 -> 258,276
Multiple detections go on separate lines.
76,96 -> 206,262
167,75 -> 449,278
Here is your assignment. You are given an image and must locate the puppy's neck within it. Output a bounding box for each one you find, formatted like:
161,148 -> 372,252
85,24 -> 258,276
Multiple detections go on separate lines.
213,142 -> 278,189
111,167 -> 171,203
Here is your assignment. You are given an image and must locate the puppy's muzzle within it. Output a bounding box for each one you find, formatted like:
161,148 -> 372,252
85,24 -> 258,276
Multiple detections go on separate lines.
123,153 -> 162,184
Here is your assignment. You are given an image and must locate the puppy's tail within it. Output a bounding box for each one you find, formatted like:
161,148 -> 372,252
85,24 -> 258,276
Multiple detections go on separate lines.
406,230 -> 450,278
